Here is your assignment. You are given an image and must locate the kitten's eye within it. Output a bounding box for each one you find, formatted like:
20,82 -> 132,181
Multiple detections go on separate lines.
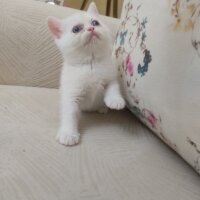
91,20 -> 100,26
72,25 -> 83,33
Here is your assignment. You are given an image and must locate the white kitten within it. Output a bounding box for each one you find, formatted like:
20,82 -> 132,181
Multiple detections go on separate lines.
48,2 -> 125,146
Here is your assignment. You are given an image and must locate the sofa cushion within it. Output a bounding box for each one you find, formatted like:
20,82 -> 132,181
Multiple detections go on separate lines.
0,85 -> 199,200
113,0 -> 200,174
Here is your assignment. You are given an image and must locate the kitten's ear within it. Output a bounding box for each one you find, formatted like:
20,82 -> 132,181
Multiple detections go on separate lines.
87,2 -> 99,16
47,16 -> 62,39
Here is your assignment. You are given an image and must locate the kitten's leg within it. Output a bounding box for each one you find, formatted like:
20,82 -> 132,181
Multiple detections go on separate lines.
104,81 -> 125,110
57,97 -> 81,146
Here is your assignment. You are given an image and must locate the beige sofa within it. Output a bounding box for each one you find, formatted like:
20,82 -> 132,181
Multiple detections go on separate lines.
0,0 -> 199,199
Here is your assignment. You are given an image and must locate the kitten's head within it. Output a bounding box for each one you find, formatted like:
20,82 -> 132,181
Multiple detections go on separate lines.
48,2 -> 112,62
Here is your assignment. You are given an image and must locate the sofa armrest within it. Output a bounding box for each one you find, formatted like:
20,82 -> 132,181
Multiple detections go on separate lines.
0,0 -> 119,88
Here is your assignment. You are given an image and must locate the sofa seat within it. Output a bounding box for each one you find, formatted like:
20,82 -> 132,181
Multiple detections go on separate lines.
0,85 -> 199,200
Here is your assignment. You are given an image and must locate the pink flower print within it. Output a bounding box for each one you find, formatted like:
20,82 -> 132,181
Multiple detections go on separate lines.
125,54 -> 134,76
143,109 -> 157,127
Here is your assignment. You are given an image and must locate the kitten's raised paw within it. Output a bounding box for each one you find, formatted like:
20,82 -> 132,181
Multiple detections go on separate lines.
56,132 -> 80,146
104,97 -> 126,110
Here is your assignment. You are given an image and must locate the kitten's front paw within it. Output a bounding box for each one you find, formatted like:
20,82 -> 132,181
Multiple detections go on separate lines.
104,96 -> 126,110
56,131 -> 80,146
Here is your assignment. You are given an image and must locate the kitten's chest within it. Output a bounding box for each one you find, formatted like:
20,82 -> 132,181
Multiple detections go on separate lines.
86,73 -> 106,91
82,63 -> 109,86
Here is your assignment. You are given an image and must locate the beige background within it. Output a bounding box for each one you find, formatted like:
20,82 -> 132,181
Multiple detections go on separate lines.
64,0 -> 123,18
36,0 -> 123,18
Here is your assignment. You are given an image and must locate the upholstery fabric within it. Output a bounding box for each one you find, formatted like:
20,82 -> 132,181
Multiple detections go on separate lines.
0,85 -> 200,200
113,0 -> 200,174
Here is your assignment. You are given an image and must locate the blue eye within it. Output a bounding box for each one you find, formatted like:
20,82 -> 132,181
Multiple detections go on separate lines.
91,20 -> 100,26
72,25 -> 83,33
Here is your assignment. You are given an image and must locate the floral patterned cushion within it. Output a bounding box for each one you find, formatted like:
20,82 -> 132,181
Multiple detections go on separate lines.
113,0 -> 200,174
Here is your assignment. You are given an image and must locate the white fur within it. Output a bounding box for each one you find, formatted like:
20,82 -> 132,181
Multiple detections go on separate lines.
48,3 -> 125,146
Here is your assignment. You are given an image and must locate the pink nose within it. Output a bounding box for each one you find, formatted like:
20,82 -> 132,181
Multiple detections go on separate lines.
87,27 -> 95,32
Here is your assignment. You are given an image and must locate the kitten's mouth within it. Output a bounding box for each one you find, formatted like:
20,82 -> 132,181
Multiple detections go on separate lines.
84,32 -> 100,46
